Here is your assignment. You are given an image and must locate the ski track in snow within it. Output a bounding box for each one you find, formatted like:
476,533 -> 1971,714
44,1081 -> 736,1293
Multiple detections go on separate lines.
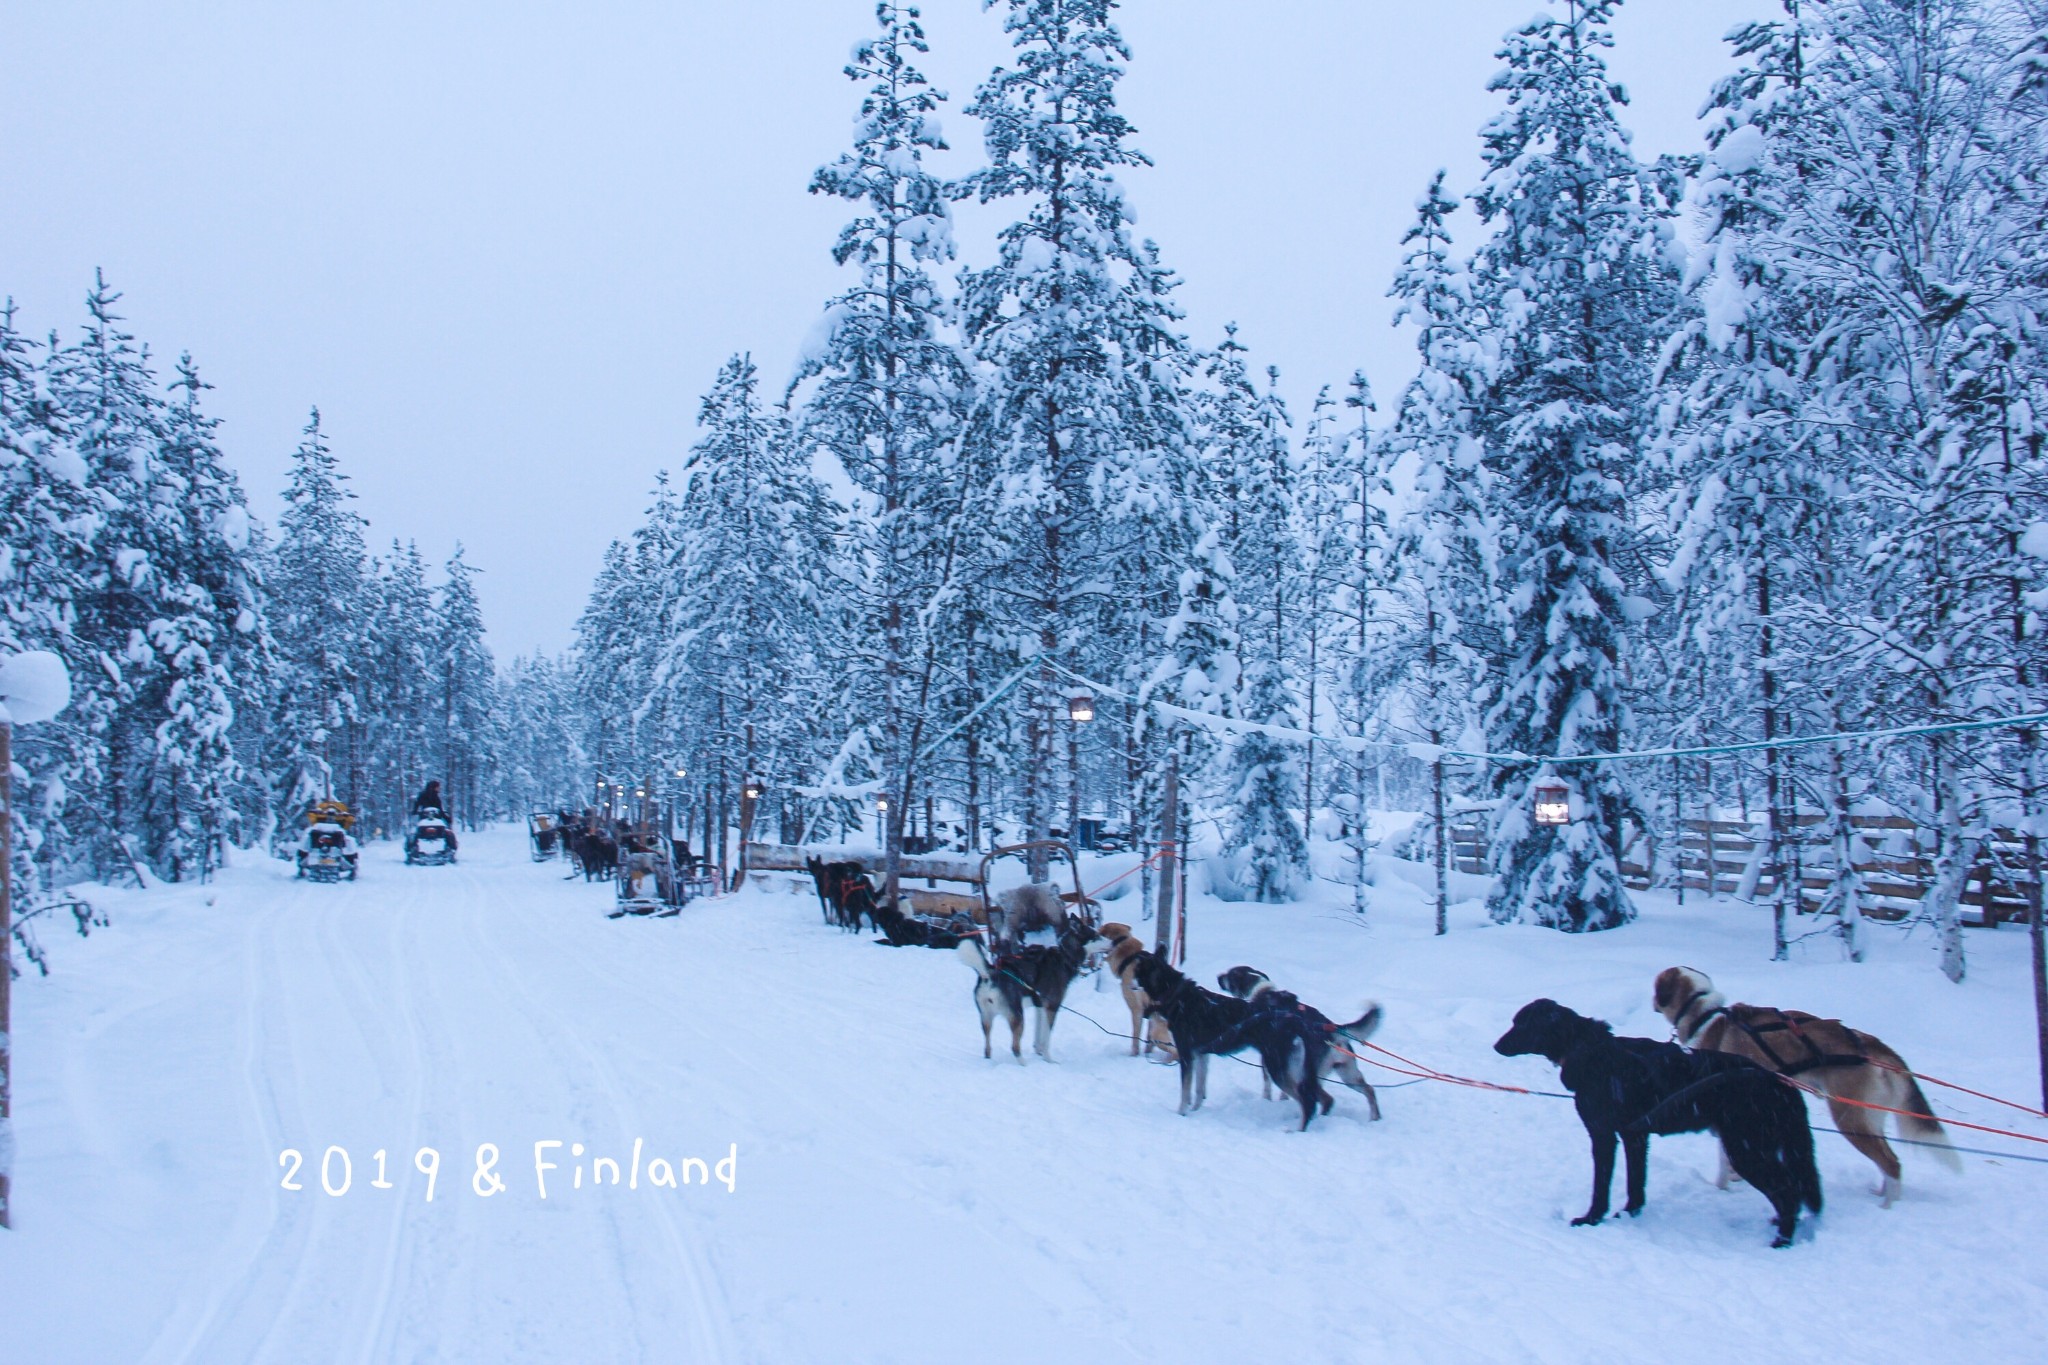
6,826 -> 2048,1363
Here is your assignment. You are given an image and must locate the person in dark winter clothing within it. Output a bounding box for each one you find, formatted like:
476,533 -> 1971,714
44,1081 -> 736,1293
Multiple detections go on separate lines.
411,780 -> 456,851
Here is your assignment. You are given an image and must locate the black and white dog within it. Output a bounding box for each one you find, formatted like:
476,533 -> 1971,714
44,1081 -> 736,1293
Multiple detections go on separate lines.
1216,966 -> 1383,1122
1130,953 -> 1261,1115
1134,955 -> 1374,1131
956,916 -> 1102,1062
1494,998 -> 1823,1247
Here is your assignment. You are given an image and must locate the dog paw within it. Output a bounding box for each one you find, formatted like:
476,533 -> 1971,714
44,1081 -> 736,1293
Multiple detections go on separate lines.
1623,1204 -> 1644,1218
1570,1214 -> 1605,1227
1770,1234 -> 1794,1249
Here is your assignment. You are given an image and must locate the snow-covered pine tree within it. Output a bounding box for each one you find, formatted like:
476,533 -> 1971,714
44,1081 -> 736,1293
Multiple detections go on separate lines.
1462,0 -> 1676,932
433,546 -> 496,826
358,541 -> 435,837
267,408 -> 368,826
1383,172 -> 1498,932
959,0 -> 1207,872
655,357 -> 837,861
796,2 -> 973,894
573,538 -> 640,793
1200,331 -> 1309,900
136,355 -> 261,879
0,299 -> 92,898
41,273 -> 174,883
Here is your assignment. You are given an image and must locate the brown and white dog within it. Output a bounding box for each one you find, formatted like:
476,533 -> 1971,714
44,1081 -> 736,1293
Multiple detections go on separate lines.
1653,965 -> 1959,1205
1099,922 -> 1177,1062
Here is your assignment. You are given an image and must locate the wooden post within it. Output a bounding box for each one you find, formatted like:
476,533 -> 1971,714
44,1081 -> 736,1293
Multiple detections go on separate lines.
2026,739 -> 2048,1111
733,781 -> 757,892
1153,751 -> 1178,957
1,717 -> 12,1228
1673,756 -> 1685,907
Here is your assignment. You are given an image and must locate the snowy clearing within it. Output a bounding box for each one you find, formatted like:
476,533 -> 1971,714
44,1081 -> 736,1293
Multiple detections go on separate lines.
5,826 -> 2046,1364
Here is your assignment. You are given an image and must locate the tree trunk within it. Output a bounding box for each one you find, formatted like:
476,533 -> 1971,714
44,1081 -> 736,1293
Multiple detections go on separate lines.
1,720 -> 13,1227
1432,755 -> 1448,937
1830,738 -> 1864,962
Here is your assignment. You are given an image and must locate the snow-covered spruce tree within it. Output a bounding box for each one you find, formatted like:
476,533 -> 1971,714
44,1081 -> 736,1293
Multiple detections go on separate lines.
357,542 -> 435,837
433,546 -> 496,825
1382,172 -> 1499,932
135,355 -> 262,879
498,653 -> 585,817
959,0 -> 1207,871
1137,519 -> 1240,924
0,298 -> 93,898
41,273 -> 175,883
1198,330 -> 1309,900
573,538 -> 641,792
266,408 -> 368,824
796,2 -> 973,893
1463,0 -> 1677,932
654,357 -> 837,858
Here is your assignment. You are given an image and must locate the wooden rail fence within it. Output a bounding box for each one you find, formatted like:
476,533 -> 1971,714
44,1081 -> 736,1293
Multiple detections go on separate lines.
1447,813 -> 2038,927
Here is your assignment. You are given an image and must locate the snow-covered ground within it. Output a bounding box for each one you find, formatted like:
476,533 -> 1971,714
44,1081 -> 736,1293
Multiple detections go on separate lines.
6,826 -> 2046,1364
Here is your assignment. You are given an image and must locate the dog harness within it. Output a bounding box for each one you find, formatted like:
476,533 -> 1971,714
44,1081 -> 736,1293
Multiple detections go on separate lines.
1671,988 -> 1866,1077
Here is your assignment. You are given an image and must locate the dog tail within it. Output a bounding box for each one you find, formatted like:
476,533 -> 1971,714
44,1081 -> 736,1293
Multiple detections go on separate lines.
1800,1126 -> 1825,1214
955,936 -> 992,980
1896,1072 -> 1963,1172
1334,1001 -> 1383,1045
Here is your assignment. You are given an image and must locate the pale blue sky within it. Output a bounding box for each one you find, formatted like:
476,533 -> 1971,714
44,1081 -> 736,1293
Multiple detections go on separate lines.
0,0 -> 1761,654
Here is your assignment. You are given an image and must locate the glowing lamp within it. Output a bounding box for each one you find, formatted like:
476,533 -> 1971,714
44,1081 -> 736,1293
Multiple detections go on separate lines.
1533,782 -> 1571,827
744,781 -> 764,801
1067,693 -> 1095,723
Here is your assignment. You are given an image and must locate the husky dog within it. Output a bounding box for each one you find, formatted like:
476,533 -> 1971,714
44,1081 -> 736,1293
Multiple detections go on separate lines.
1215,966 -> 1383,1121
1653,966 -> 1959,1204
1098,923 -> 1177,1062
955,915 -> 1102,1062
1496,998 -> 1822,1248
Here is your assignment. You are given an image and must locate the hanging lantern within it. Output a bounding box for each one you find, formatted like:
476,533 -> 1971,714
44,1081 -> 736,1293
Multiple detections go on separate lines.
675,767 -> 688,779
744,781 -> 764,801
1533,782 -> 1571,827
1067,692 -> 1095,723
634,788 -> 645,799
877,796 -> 890,815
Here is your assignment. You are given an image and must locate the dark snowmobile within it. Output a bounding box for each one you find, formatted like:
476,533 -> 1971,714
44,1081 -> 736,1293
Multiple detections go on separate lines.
405,807 -> 458,866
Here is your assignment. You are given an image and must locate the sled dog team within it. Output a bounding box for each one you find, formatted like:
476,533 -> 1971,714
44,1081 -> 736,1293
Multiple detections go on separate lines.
955,913 -> 1957,1248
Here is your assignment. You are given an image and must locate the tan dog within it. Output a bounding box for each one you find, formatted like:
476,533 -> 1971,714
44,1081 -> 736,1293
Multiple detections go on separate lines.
1099,922 -> 1177,1062
1653,966 -> 1959,1205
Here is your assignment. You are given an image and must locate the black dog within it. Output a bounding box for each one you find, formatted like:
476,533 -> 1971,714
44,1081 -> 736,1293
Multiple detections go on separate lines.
1494,998 -> 1823,1247
1131,953 -> 1254,1109
804,858 -> 879,932
869,899 -> 972,949
1216,966 -> 1383,1123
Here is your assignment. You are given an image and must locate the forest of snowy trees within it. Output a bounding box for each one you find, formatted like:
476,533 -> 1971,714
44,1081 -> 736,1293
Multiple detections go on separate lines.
563,0 -> 2048,973
1,276 -> 506,907
7,0 -> 2046,979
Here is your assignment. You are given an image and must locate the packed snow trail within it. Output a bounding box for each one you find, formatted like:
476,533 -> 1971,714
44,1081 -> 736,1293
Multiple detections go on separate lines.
5,827 -> 2047,1363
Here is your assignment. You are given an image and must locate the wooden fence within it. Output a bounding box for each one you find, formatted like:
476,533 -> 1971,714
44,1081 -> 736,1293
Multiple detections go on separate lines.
1448,812 -> 2038,927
